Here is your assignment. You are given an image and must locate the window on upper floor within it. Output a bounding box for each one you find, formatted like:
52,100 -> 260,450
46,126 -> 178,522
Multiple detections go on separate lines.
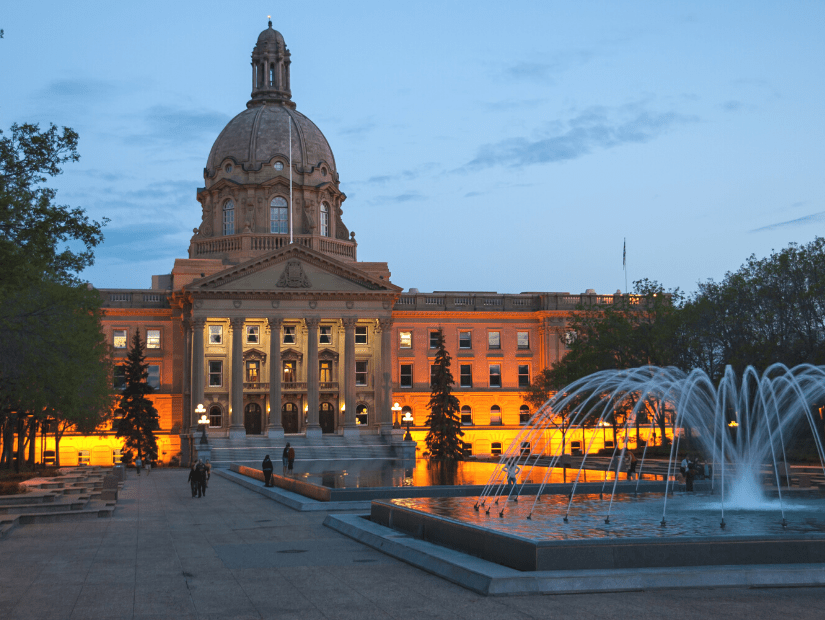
489,364 -> 501,388
208,360 -> 223,387
320,202 -> 330,237
283,361 -> 295,383
283,325 -> 296,344
518,365 -> 530,388
146,329 -> 160,349
246,361 -> 260,382
519,405 -> 531,424
517,331 -> 530,349
223,200 -> 235,236
490,405 -> 502,426
319,326 -> 332,345
147,365 -> 160,390
488,331 -> 501,349
399,331 -> 412,349
460,405 -> 473,426
356,360 -> 368,386
430,331 -> 441,349
113,329 -> 127,349
246,325 -> 259,344
113,366 -> 127,390
491,442 -> 502,455
270,197 -> 288,234
399,364 -> 413,388
355,326 -> 368,344
430,364 -> 438,387
459,331 -> 472,349
209,405 -> 222,428
319,361 -> 332,383
209,325 -> 222,344
459,364 -> 472,388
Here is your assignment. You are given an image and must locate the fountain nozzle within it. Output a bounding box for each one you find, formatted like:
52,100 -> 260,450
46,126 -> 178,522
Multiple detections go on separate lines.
720,519 -> 726,529
604,517 -> 610,524
660,519 -> 666,527
782,518 -> 787,528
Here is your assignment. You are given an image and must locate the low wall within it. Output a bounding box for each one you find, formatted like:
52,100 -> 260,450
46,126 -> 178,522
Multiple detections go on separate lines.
371,500 -> 825,572
231,464 -> 332,501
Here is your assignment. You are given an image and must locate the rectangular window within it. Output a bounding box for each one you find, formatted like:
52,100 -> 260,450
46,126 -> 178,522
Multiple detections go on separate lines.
459,331 -> 472,349
491,442 -> 502,456
283,325 -> 296,344
462,442 -> 473,456
283,361 -> 295,383
430,331 -> 440,349
147,365 -> 160,390
319,325 -> 332,345
400,364 -> 413,388
146,329 -> 161,349
459,364 -> 472,388
208,360 -> 223,387
246,361 -> 260,382
209,325 -> 222,344
520,442 -> 531,456
517,331 -> 530,349
113,329 -> 127,349
489,364 -> 501,388
319,361 -> 332,382
355,326 -> 368,344
209,406 -> 222,428
399,331 -> 412,349
246,325 -> 259,344
113,366 -> 126,390
355,360 -> 368,386
488,331 -> 501,349
518,365 -> 530,388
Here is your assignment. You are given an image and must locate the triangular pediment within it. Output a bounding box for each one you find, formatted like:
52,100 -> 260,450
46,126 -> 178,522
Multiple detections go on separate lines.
185,245 -> 401,295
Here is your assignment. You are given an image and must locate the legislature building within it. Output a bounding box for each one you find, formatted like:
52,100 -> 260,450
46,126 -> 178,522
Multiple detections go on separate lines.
59,23 -> 625,467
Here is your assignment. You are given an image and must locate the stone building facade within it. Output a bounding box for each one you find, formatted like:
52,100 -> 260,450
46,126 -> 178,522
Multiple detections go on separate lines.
54,23 -> 628,466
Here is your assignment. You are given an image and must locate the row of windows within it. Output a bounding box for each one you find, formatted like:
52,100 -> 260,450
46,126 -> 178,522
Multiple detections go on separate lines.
399,330 -> 530,350
206,401 -> 371,428
221,198 -> 331,237
113,329 -> 161,349
207,324 -> 369,345
458,404 -> 532,426
399,364 -> 530,388
206,359 -> 372,387
113,365 -> 160,390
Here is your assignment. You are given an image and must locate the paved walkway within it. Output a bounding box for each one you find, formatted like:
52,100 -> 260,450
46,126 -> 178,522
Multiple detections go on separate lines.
0,469 -> 823,620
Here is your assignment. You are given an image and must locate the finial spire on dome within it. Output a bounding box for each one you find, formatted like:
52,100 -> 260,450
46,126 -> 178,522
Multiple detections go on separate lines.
249,22 -> 293,108
268,15 -> 272,28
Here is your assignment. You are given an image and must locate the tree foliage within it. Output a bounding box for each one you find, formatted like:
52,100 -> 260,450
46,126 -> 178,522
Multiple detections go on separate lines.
115,332 -> 160,463
425,331 -> 464,462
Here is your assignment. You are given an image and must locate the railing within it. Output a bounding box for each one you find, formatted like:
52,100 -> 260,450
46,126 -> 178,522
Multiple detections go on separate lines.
143,294 -> 163,303
191,233 -> 356,261
244,381 -> 338,392
108,293 -> 131,302
393,292 -> 648,311
243,382 -> 269,390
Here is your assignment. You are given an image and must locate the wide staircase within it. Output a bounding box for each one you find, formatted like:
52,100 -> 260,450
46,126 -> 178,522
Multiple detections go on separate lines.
207,433 -> 403,468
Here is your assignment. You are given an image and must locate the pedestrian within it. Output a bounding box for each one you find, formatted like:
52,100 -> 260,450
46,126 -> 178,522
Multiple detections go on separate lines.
282,443 -> 290,476
195,459 -> 207,497
287,444 -> 295,475
145,458 -> 152,474
188,464 -> 198,497
685,457 -> 696,492
205,459 -> 212,486
627,451 -> 638,480
680,456 -> 688,477
135,456 -> 142,476
504,463 -> 521,489
262,454 -> 273,487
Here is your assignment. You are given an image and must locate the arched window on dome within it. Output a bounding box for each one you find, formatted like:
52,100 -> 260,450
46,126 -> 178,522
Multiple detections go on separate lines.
223,200 -> 235,236
269,64 -> 275,87
320,202 -> 330,237
270,197 -> 288,234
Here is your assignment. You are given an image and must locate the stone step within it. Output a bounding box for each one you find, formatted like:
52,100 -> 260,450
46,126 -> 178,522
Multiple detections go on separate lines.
0,497 -> 89,515
0,492 -> 58,506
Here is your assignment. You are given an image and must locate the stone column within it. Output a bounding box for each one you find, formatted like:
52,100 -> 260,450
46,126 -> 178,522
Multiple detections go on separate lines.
267,317 -> 284,438
181,318 -> 192,434
191,318 -> 206,428
305,317 -> 321,437
342,317 -> 358,436
229,318 -> 246,438
378,317 -> 394,433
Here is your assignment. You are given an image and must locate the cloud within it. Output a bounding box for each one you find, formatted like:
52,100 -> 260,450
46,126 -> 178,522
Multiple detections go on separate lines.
481,98 -> 548,112
464,103 -> 697,170
123,105 -> 229,145
722,100 -> 744,112
501,51 -> 594,82
751,211 -> 825,232
37,78 -> 119,102
464,191 -> 482,198
374,191 -> 425,204
339,119 -> 376,137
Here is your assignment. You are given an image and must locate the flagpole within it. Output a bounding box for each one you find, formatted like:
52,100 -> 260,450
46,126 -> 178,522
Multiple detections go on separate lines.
623,238 -> 628,294
289,116 -> 293,245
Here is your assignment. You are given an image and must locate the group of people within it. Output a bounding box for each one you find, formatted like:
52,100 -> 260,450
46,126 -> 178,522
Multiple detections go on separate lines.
261,443 -> 295,487
133,455 -> 155,476
188,458 -> 211,497
680,454 -> 708,492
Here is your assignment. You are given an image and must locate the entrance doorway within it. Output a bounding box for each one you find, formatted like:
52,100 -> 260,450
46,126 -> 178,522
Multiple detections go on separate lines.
282,403 -> 299,434
244,402 -> 262,435
320,402 -> 335,434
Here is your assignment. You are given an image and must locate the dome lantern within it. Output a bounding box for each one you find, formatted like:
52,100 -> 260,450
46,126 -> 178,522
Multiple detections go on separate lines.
249,19 -> 293,108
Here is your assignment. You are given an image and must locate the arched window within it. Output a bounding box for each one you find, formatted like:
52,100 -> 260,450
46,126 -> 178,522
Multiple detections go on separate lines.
270,197 -> 288,234
519,405 -> 531,424
490,405 -> 502,426
208,405 -> 222,428
460,405 -> 473,426
356,404 -> 368,426
320,202 -> 330,237
269,64 -> 275,86
223,200 -> 235,236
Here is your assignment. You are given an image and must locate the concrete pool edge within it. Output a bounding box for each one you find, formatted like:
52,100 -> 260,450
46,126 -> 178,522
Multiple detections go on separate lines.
324,512 -> 825,595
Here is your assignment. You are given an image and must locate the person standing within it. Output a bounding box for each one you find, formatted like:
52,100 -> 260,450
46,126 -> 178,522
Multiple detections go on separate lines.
188,464 -> 198,497
287,444 -> 295,475
685,457 -> 696,492
627,451 -> 638,480
262,455 -> 274,487
195,459 -> 207,497
282,443 -> 290,476
205,460 -> 212,487
135,456 -> 142,476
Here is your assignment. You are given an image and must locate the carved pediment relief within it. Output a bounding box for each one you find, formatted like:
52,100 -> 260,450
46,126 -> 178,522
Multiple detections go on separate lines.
319,348 -> 339,362
276,259 -> 311,288
242,348 -> 267,363
282,347 -> 304,362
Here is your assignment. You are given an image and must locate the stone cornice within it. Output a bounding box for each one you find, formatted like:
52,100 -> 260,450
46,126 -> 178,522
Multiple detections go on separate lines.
390,310 -> 567,320
101,309 -> 173,317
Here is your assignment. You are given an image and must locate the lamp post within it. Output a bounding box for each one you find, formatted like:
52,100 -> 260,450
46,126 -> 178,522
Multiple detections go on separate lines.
402,410 -> 414,441
392,402 -> 402,429
195,404 -> 208,445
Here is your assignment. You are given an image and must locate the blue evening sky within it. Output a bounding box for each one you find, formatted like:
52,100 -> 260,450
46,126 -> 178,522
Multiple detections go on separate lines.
2,1 -> 823,296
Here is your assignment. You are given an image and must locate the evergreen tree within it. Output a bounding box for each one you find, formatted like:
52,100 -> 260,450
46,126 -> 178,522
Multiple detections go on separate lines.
425,331 -> 464,462
115,332 -> 160,463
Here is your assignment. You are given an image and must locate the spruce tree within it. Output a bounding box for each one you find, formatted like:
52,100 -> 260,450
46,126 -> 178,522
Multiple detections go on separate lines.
115,332 -> 160,463
425,331 -> 464,462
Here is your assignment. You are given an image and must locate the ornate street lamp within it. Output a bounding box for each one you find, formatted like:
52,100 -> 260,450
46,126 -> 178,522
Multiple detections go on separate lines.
195,403 -> 209,445
392,402 -> 402,429
401,410 -> 414,441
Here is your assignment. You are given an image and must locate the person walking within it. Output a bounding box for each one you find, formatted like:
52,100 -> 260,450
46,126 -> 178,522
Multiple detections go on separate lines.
262,455 -> 274,487
627,451 -> 638,480
205,459 -> 212,487
195,459 -> 207,497
287,444 -> 295,476
135,456 -> 142,476
145,458 -> 152,475
282,443 -> 290,476
187,464 -> 198,497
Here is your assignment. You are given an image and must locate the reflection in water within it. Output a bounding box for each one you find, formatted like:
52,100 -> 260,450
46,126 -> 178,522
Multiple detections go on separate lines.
294,458 -> 660,489
391,494 -> 825,540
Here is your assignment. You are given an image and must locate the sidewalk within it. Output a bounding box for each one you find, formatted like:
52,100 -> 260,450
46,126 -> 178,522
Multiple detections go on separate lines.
0,469 -> 822,619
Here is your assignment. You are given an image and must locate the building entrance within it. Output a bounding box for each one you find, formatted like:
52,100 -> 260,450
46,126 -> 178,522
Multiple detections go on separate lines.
320,402 -> 335,434
244,403 -> 262,435
282,403 -> 300,434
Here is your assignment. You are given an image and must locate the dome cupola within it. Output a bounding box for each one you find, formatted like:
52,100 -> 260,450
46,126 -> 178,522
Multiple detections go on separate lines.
249,20 -> 293,107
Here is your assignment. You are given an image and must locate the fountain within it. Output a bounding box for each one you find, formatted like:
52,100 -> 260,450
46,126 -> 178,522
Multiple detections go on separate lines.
369,364 -> 825,572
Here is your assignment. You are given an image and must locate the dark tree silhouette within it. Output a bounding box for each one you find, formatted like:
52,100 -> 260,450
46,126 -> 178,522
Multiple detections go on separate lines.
425,331 -> 464,462
115,332 -> 160,463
